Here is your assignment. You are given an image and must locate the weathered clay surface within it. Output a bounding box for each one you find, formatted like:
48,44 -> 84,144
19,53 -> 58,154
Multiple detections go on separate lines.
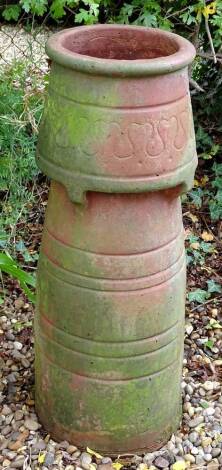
35,24 -> 197,454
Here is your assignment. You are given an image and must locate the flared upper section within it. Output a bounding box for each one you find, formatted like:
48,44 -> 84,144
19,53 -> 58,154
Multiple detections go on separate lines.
46,24 -> 196,76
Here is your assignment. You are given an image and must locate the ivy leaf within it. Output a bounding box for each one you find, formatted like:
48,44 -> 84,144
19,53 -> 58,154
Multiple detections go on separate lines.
189,188 -> 203,208
209,200 -> 222,221
213,162 -> 222,176
16,240 -> 26,253
213,176 -> 222,189
200,242 -> 214,253
207,280 -> 222,294
216,189 -> 222,203
188,289 -> 209,303
186,233 -> 199,244
186,254 -> 193,266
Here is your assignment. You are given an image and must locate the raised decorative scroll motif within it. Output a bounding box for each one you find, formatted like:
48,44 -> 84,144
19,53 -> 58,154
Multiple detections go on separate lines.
53,105 -> 191,164
103,109 -> 190,161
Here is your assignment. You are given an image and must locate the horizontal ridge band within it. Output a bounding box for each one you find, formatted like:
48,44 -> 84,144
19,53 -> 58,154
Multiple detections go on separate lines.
39,249 -> 186,291
36,150 -> 197,203
36,331 -> 180,380
37,312 -> 181,358
42,226 -> 184,280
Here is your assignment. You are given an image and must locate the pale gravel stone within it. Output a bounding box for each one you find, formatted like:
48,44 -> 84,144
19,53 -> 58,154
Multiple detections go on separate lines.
154,456 -> 169,468
13,341 -> 23,351
196,455 -> 205,465
80,452 -> 92,470
66,445 -> 77,454
212,448 -> 221,458
13,456 -> 25,468
44,451 -> 55,466
188,416 -> 204,427
204,381 -> 214,391
191,447 -> 199,455
2,405 -> 11,415
24,418 -> 40,431
14,410 -> 24,421
184,454 -> 195,463
203,407 -> 215,416
189,431 -> 199,444
101,458 -> 112,464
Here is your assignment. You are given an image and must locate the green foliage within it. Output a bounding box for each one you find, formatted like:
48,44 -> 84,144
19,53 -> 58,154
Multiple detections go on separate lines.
0,0 -> 222,41
209,163 -> 222,221
207,279 -> 222,294
0,61 -> 44,233
114,0 -> 171,29
2,4 -> 21,21
186,163 -> 222,222
186,233 -> 214,266
0,252 -> 36,303
1,0 -> 102,24
188,188 -> 204,209
188,280 -> 222,304
188,288 -> 210,303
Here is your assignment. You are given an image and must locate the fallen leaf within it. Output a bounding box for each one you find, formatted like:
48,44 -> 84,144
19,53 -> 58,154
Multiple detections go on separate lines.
201,231 -> 214,241
209,319 -> 222,329
38,452 -> 46,464
190,242 -> 200,250
86,447 -> 103,460
112,463 -> 123,470
200,175 -> 209,186
194,179 -> 199,187
171,461 -> 187,470
187,212 -> 198,223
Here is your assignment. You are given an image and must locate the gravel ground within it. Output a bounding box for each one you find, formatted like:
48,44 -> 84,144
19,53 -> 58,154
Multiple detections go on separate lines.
0,294 -> 222,470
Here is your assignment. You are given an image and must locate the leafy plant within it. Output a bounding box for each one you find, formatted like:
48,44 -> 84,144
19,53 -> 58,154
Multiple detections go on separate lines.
207,279 -> 222,293
188,288 -> 210,303
0,61 -> 44,235
186,233 -> 214,266
188,279 -> 222,304
0,252 -> 36,303
209,163 -> 222,221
